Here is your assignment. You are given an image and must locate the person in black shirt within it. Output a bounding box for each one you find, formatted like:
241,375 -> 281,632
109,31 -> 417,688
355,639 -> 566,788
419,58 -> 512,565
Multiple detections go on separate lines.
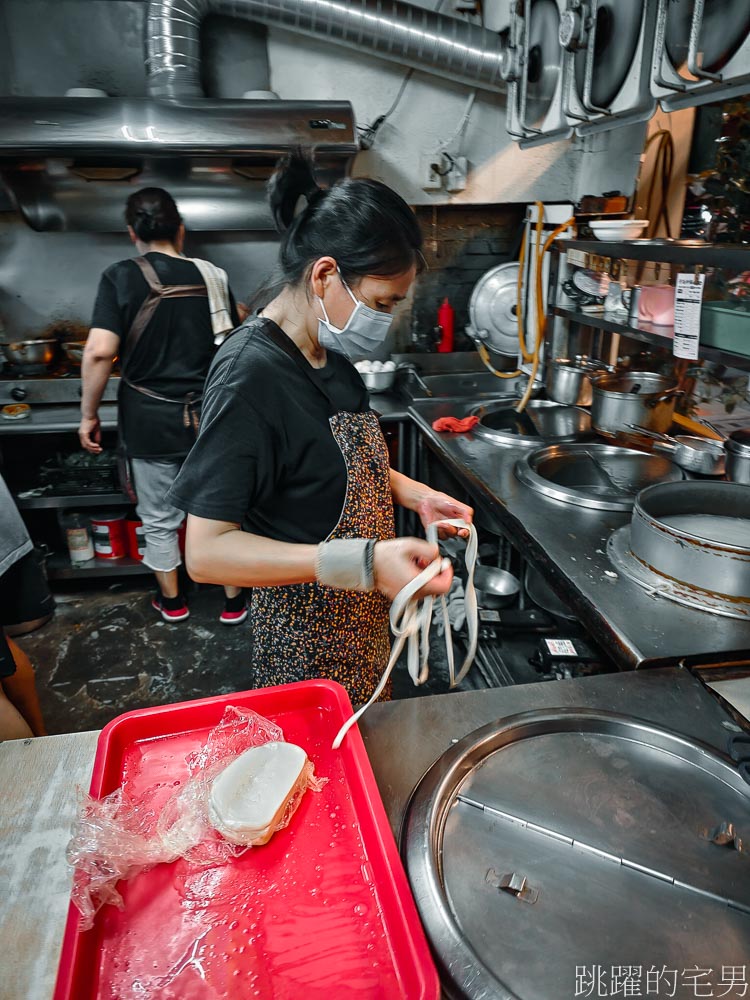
168,152 -> 473,704
80,187 -> 248,625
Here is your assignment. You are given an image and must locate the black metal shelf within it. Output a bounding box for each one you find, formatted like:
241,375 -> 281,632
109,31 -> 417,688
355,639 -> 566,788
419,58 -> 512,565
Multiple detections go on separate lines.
45,553 -> 151,581
13,491 -> 132,510
555,239 -> 750,269
553,306 -> 750,373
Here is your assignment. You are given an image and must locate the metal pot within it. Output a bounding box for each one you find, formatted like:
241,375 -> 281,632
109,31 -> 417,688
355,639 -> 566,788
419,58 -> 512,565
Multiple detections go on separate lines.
0,339 -> 57,367
62,341 -> 87,368
630,481 -> 750,605
624,425 -> 726,476
590,371 -> 684,437
725,429 -> 750,485
473,565 -> 520,609
546,357 -> 611,406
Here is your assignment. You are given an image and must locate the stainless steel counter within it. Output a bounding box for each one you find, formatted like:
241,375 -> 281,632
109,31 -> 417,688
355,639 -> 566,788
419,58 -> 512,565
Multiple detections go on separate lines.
1,668 -> 743,1000
410,397 -> 750,670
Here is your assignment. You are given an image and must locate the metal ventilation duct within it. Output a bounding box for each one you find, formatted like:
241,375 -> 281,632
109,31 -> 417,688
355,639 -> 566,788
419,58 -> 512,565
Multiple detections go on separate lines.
145,0 -> 508,101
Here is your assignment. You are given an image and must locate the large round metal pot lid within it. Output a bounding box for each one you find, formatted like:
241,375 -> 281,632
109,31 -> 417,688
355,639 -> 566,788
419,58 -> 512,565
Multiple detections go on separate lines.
515,443 -> 683,511
471,400 -> 593,447
468,263 -> 521,358
401,710 -> 750,1000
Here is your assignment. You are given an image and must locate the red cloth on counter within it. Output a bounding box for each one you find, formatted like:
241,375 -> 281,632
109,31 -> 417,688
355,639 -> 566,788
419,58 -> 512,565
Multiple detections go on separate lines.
431,415 -> 480,433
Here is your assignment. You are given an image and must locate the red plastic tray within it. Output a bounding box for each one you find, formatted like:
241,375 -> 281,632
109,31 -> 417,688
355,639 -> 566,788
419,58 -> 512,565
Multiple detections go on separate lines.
54,680 -> 439,999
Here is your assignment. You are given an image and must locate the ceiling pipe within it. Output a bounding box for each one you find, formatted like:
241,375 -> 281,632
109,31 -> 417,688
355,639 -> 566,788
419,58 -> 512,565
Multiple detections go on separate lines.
145,0 -> 508,101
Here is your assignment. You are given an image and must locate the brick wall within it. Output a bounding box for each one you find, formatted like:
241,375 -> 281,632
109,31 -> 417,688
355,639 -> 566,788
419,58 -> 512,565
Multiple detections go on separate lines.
406,204 -> 525,352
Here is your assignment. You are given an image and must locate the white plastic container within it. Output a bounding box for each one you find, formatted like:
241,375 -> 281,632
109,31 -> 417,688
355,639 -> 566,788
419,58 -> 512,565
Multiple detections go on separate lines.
208,742 -> 309,846
62,512 -> 95,563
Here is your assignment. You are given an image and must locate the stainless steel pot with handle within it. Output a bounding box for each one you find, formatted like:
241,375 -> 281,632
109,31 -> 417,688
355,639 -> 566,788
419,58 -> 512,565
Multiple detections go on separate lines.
0,339 -> 57,367
624,425 -> 726,476
725,429 -> 750,485
545,357 -> 612,406
590,371 -> 684,437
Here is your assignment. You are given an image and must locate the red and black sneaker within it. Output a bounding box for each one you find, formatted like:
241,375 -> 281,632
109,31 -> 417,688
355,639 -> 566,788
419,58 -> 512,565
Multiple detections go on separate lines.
151,592 -> 190,623
219,592 -> 248,626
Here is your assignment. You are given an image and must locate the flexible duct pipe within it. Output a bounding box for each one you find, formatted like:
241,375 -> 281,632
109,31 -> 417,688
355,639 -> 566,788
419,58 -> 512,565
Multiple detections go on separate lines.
145,0 -> 508,101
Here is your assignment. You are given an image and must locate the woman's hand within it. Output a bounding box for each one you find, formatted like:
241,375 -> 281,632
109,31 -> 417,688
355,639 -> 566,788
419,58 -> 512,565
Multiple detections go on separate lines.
415,490 -> 474,539
373,538 -> 453,601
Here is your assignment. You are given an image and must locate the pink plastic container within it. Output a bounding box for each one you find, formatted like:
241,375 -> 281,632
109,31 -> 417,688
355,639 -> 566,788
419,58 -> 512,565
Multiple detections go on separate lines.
53,680 -> 439,1000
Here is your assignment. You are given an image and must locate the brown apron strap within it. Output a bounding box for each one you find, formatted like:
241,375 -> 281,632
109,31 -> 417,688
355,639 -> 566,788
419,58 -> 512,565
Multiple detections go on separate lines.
131,255 -> 162,292
122,256 -> 209,374
123,377 -> 202,432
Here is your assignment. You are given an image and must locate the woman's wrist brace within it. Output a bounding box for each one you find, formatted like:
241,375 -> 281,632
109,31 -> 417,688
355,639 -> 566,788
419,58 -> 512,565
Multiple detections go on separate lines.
316,539 -> 377,592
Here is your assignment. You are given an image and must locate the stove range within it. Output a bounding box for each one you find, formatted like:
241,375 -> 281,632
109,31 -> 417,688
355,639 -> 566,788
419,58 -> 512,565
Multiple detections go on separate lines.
0,369 -> 119,406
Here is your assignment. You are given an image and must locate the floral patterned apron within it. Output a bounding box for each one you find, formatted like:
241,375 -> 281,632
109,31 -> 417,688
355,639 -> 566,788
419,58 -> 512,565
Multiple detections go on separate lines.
249,325 -> 395,705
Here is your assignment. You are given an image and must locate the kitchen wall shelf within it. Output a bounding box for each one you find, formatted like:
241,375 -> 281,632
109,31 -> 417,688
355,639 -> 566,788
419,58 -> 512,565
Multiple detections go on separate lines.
552,306 -> 750,373
557,239 -> 750,269
549,239 -> 750,386
45,553 -> 150,581
14,491 -> 131,510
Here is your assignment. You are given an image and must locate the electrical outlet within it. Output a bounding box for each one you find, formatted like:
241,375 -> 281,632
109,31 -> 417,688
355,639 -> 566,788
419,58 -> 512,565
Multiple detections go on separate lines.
420,154 -> 443,191
444,156 -> 468,193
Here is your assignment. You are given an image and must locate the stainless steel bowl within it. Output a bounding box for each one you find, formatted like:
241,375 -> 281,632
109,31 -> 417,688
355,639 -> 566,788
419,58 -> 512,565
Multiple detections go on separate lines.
473,565 -> 520,609
359,369 -> 396,393
0,339 -> 57,367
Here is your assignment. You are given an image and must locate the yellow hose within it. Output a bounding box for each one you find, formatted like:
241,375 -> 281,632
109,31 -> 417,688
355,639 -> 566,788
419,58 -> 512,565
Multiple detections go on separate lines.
475,203 -> 541,381
516,206 -> 576,414
477,343 -> 521,379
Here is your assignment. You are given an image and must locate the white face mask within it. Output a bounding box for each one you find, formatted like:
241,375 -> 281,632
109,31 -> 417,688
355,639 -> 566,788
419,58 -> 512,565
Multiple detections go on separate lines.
316,271 -> 394,359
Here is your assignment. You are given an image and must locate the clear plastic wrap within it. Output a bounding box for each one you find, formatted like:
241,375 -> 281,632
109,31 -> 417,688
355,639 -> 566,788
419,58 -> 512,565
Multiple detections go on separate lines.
67,706 -> 327,931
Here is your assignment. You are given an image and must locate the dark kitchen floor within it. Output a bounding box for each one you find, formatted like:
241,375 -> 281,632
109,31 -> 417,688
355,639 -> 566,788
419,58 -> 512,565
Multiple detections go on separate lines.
12,574 -> 575,736
9,579 -> 466,736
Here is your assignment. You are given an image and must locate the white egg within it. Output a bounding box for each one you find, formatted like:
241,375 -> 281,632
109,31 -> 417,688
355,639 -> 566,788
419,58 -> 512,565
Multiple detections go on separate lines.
354,360 -> 370,372
382,360 -> 396,372
371,360 -> 384,372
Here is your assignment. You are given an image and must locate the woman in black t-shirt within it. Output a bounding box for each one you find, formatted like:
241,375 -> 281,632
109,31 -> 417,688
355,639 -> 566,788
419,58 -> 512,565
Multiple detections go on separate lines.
80,187 -> 247,625
169,152 -> 473,705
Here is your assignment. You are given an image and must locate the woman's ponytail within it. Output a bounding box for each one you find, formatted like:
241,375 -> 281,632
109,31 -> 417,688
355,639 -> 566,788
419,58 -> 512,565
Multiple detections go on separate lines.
267,148 -> 324,233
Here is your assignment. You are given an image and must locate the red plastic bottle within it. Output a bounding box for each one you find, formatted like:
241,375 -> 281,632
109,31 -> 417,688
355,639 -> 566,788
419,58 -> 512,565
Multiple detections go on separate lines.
437,297 -> 455,353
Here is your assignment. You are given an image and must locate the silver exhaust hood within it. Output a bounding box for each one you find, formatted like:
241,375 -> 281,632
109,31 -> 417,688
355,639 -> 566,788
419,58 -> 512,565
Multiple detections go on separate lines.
0,0 -> 503,232
0,97 -> 356,158
0,97 -> 356,232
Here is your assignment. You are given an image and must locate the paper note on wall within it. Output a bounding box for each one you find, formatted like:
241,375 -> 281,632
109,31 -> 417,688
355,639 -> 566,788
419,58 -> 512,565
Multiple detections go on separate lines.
673,272 -> 706,360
